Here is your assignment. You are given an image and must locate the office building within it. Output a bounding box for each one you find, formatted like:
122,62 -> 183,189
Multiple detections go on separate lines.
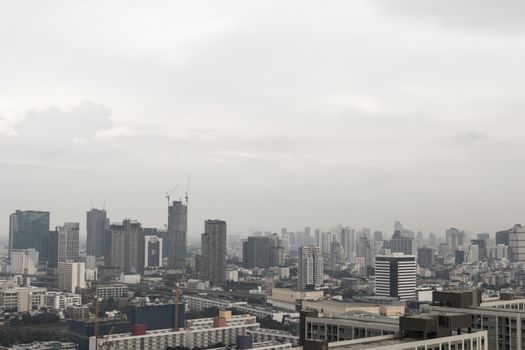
95,284 -> 128,300
57,222 -> 80,263
144,235 -> 163,268
374,255 -> 416,300
417,247 -> 434,268
47,230 -> 59,269
373,231 -> 383,241
9,210 -> 50,262
297,245 -> 323,291
201,220 -> 227,284
167,200 -> 187,270
58,261 -> 86,293
45,291 -> 82,310
390,231 -> 414,255
86,208 -> 108,257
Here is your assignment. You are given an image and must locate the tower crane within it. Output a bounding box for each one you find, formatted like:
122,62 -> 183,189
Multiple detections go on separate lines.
166,186 -> 178,206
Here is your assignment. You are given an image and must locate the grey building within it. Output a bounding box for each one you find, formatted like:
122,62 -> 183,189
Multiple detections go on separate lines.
167,200 -> 187,270
390,231 -> 414,255
57,222 -> 80,263
106,219 -> 143,275
9,210 -> 50,262
243,236 -> 272,268
417,247 -> 434,268
201,220 -> 227,284
86,208 -> 108,257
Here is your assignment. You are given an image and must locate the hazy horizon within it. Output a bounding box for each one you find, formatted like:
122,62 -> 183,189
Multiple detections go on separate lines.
2,1 -> 525,239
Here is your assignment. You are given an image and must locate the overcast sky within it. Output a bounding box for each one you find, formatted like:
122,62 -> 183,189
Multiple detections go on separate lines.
1,1 -> 525,241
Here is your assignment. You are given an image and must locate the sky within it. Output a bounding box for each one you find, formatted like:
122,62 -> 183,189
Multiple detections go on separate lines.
1,1 -> 525,241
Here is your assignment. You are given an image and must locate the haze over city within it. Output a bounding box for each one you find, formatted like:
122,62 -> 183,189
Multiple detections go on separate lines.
2,0 -> 525,239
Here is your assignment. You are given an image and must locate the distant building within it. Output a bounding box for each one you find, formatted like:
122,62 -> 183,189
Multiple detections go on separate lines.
390,231 -> 414,255
201,220 -> 227,284
0,283 -> 46,312
58,261 -> 86,293
446,228 -> 466,252
86,208 -> 108,257
10,248 -> 39,274
375,255 -> 416,300
2,341 -> 78,350
417,247 -> 435,268
297,245 -> 323,291
341,227 -> 356,258
125,303 -> 185,331
243,236 -> 272,268
45,291 -> 82,310
105,219 -> 143,275
167,200 -> 187,270
95,284 -> 128,300
144,235 -> 163,268
508,224 -> 525,261
57,222 -> 80,263
9,210 -> 50,263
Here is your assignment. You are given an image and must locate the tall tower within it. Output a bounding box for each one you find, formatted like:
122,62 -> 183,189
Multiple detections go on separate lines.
167,200 -> 187,270
201,220 -> 227,285
297,245 -> 323,291
9,210 -> 50,262
57,222 -> 80,263
375,254 -> 416,300
87,208 -> 108,257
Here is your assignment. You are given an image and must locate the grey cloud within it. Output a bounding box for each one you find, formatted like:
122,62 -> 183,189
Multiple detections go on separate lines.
375,0 -> 525,33
439,132 -> 489,148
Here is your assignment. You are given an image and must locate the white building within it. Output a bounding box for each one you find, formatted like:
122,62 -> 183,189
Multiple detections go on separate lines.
297,245 -> 323,291
57,222 -> 80,262
58,261 -> 86,293
375,254 -> 416,300
44,291 -> 82,310
120,273 -> 141,284
0,283 -> 46,312
95,284 -> 128,299
89,314 -> 259,350
10,249 -> 39,274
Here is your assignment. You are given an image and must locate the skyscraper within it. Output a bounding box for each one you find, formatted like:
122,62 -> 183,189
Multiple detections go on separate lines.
9,210 -> 50,262
297,245 -> 323,291
201,220 -> 227,285
243,236 -> 272,268
508,224 -> 525,262
341,227 -> 356,259
86,208 -> 108,257
57,222 -> 80,263
375,254 -> 416,300
446,228 -> 466,252
105,219 -> 143,275
167,200 -> 187,270
417,247 -> 435,268
58,261 -> 86,293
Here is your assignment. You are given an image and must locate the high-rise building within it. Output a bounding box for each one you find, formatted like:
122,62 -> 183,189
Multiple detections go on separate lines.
341,227 -> 356,259
446,228 -> 466,252
47,230 -> 59,269
243,236 -> 272,268
375,254 -> 416,300
144,235 -> 163,268
297,245 -> 323,291
390,231 -> 415,255
57,222 -> 80,263
417,247 -> 435,268
373,231 -> 383,241
201,220 -> 227,284
321,232 -> 332,255
58,261 -> 86,293
167,200 -> 187,270
106,219 -> 143,275
508,224 -> 525,262
9,210 -> 50,263
270,233 -> 285,266
86,209 -> 108,257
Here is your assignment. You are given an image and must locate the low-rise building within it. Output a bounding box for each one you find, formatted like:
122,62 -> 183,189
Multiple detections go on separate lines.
0,341 -> 78,350
0,284 -> 46,312
301,300 -> 405,318
45,291 -> 82,310
95,284 -> 128,300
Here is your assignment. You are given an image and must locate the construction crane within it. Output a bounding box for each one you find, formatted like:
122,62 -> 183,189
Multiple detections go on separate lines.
166,186 -> 178,206
100,326 -> 115,349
